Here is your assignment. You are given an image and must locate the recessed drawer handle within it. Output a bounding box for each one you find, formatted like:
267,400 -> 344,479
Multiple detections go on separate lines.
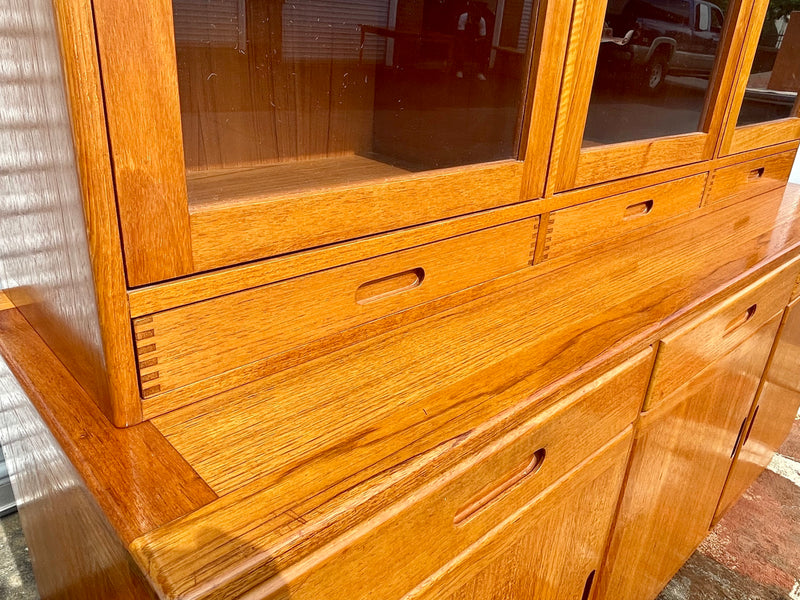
454,448 -> 546,525
749,167 -> 766,180
624,199 -> 654,219
355,268 -> 425,305
723,304 -> 757,337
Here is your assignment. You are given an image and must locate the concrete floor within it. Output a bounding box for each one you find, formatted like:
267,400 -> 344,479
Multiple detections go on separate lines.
0,416 -> 797,600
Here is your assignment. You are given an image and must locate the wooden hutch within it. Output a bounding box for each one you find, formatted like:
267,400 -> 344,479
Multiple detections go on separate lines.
2,0 -> 800,598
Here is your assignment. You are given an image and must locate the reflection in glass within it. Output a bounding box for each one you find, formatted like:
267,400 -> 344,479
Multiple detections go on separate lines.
171,0 -> 534,196
736,3 -> 799,127
582,0 -> 727,147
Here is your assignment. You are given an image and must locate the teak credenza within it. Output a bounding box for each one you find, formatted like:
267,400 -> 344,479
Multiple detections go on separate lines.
2,0 -> 800,599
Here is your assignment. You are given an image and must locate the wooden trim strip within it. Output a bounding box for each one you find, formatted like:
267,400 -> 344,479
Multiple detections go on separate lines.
0,308 -> 217,544
53,0 -> 143,426
91,0 -> 194,286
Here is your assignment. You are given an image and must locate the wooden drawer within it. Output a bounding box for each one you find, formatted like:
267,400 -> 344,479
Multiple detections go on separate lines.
706,150 -> 795,207
643,258 -> 800,411
542,174 -> 706,261
133,218 -> 538,397
253,351 -> 649,600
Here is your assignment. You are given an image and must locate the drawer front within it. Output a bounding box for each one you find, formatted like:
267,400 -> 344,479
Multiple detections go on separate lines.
259,351 -> 650,600
644,258 -> 800,411
404,429 -> 632,600
133,218 -> 538,397
706,150 -> 795,207
542,174 -> 706,261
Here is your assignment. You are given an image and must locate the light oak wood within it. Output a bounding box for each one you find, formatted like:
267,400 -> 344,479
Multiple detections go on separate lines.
596,317 -> 781,600
643,256 -> 799,411
714,297 -> 800,521
706,148 -> 796,207
0,292 -> 11,312
541,174 -> 706,261
405,430 -> 632,600
132,218 -> 538,397
91,0 -> 193,286
189,160 -> 525,271
134,351 -> 652,599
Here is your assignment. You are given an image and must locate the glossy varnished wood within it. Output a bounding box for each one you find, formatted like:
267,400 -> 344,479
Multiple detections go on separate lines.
133,350 -> 652,600
715,297 -> 800,521
91,0 -> 193,286
133,218 -> 538,398
596,317 -> 782,600
0,308 -> 216,545
189,161 -> 526,272
0,355 -> 157,600
706,148 -> 796,207
406,430 -> 632,600
541,174 -> 706,261
51,0 -> 143,426
644,258 -> 799,411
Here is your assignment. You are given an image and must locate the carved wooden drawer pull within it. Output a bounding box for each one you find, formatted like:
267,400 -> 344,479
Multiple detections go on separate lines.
454,448 -> 547,525
723,304 -> 757,337
356,268 -> 425,305
624,199 -> 654,220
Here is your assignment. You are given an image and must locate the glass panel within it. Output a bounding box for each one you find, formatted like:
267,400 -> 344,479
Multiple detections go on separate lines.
171,0 -> 535,198
582,0 -> 729,148
736,3 -> 799,127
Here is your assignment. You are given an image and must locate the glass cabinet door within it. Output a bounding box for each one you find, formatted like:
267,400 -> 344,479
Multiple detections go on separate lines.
719,0 -> 800,155
548,0 -> 751,193
92,0 -> 562,283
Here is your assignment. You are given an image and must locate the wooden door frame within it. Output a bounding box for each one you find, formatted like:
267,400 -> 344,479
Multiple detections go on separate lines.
718,0 -> 800,158
91,0 -> 567,285
546,0 -> 755,195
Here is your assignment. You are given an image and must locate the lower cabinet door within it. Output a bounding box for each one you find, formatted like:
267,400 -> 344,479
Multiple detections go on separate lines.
404,430 -> 633,600
715,298 -> 800,521
596,317 -> 781,600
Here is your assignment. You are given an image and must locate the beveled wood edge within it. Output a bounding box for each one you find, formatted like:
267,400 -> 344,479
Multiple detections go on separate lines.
52,0 -> 143,426
0,307 -> 217,545
0,292 -> 12,312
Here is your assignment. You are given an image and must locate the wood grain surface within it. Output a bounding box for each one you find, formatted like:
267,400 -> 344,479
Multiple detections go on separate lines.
0,308 -> 216,545
644,257 -> 799,411
91,0 -> 193,285
542,173 -> 707,261
715,296 -> 800,521
133,351 -> 652,600
133,218 -> 538,397
706,149 -> 796,207
52,0 -> 143,425
596,316 -> 782,600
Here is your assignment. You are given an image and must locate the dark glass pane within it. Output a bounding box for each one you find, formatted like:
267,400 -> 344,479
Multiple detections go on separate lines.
736,4 -> 798,127
582,0 -> 728,148
171,0 -> 534,196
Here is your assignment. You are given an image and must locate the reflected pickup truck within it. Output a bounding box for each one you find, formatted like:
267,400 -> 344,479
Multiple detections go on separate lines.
600,0 -> 725,92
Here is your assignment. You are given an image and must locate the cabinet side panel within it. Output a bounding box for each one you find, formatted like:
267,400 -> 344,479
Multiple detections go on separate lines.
0,356 -> 157,599
0,0 -> 116,416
